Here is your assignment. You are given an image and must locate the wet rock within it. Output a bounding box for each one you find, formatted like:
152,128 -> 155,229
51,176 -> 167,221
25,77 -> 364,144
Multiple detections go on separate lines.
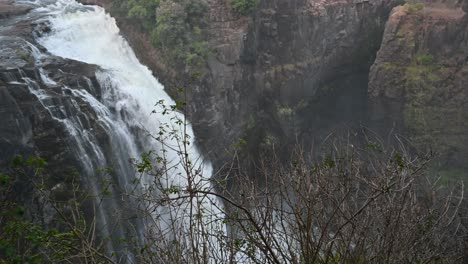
0,0 -> 32,19
0,83 -> 33,157
0,3 -> 109,228
33,22 -> 52,37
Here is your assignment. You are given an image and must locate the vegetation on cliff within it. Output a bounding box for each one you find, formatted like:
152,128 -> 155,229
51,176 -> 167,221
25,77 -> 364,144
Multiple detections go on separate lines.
113,0 -> 259,68
404,2 -> 424,12
231,0 -> 259,15
369,1 -> 468,174
114,0 -> 210,68
0,156 -> 112,263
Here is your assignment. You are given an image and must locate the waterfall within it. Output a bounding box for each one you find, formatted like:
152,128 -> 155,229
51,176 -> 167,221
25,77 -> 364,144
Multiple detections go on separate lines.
13,0 -> 227,261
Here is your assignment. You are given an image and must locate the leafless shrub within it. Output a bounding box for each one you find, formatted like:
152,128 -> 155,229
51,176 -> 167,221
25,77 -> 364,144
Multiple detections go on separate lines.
215,133 -> 466,263
2,131 -> 465,263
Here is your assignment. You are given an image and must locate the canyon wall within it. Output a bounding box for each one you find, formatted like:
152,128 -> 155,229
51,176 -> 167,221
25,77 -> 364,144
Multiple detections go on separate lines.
4,0 -> 466,175
86,0 -> 398,166
79,0 -> 467,173
1,2 -> 101,185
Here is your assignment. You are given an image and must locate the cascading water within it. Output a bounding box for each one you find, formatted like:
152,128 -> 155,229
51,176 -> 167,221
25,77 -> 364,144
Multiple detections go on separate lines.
8,0 -> 227,262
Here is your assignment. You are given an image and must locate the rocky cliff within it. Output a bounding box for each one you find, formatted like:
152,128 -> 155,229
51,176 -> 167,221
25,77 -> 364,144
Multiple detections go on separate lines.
83,0 -> 400,167
0,1 -> 101,181
369,1 -> 467,170
0,0 -> 122,236
0,2 -> 149,253
71,0 -> 468,174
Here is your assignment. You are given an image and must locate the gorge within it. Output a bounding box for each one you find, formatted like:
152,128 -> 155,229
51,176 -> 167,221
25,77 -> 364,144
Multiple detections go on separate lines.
0,0 -> 467,263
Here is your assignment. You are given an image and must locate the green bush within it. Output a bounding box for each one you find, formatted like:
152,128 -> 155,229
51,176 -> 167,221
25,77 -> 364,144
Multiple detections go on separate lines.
119,0 -> 160,30
185,40 -> 210,66
115,0 -> 210,68
150,10 -> 188,49
150,0 -> 209,66
415,53 -> 434,65
231,0 -> 259,15
405,2 -> 424,12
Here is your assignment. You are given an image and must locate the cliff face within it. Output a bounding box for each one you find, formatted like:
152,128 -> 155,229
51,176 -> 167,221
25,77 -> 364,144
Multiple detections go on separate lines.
87,0 -> 397,166
0,5 -> 99,175
1,3 -> 153,252
0,1 -> 105,220
79,0 -> 467,172
369,2 -> 467,168
234,0 -> 394,156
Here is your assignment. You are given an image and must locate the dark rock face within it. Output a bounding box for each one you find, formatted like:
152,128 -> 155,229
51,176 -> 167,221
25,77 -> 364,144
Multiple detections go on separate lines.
84,0 -> 396,166
77,0 -> 467,173
463,0 -> 468,13
0,55 -> 101,176
0,80 -> 33,157
0,2 -> 103,211
234,0 -> 395,154
369,3 -> 468,167
201,0 -> 399,164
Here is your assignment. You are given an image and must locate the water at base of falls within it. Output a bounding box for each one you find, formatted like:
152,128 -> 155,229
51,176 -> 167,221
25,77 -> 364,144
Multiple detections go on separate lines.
16,0 -> 227,262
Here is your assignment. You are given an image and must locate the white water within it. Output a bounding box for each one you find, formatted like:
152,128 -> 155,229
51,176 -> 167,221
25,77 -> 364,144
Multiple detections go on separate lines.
23,0 -> 228,261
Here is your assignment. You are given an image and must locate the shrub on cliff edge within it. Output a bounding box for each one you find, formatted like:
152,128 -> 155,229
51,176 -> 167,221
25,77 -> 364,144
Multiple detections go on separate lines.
231,0 -> 259,15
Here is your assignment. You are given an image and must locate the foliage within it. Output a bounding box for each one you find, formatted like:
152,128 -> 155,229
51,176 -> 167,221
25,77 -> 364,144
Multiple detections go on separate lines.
124,99 -> 466,263
231,0 -> 259,15
119,0 -> 160,30
0,156 -> 112,263
277,105 -> 294,120
185,40 -> 210,66
153,0 -> 209,68
405,2 -> 424,12
414,53 -> 434,66
116,0 -> 210,68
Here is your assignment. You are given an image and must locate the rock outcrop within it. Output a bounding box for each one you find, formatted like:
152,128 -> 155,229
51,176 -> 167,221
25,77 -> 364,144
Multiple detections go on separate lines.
369,1 -> 468,168
0,0 -> 31,19
0,3 -> 149,254
0,0 -> 103,215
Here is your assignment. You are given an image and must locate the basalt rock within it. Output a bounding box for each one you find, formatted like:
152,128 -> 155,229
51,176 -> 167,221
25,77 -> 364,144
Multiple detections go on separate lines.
77,0 -> 467,176
0,1 -> 107,221
369,2 -> 468,168
81,0 -> 397,167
